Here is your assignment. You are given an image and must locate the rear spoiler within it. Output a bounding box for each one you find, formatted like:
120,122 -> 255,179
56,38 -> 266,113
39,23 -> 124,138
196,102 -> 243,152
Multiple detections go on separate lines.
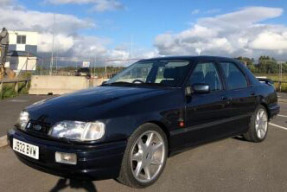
256,77 -> 274,86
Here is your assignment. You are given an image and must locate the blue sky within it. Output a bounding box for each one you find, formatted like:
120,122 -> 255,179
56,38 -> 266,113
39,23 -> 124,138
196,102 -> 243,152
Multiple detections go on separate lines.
22,0 -> 287,49
2,0 -> 287,64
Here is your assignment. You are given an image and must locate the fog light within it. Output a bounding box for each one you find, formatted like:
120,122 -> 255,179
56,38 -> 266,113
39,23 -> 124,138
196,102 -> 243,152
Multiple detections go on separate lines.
55,152 -> 77,165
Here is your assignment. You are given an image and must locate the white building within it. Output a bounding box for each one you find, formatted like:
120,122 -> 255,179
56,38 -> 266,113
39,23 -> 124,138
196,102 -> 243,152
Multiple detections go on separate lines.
5,31 -> 38,73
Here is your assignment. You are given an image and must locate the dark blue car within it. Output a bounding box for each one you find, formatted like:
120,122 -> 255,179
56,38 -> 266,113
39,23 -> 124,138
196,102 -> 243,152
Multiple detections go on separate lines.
8,56 -> 280,188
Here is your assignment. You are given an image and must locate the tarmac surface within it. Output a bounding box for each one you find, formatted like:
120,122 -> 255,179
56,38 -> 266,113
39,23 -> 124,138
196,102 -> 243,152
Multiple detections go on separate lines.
0,95 -> 287,192
0,95 -> 54,137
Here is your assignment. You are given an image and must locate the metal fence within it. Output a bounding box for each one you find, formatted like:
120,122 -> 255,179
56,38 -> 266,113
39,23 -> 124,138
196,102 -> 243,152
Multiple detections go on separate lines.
274,80 -> 287,92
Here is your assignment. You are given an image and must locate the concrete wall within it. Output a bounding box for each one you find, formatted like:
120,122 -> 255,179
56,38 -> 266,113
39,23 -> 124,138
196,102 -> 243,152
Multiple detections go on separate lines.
90,78 -> 108,87
29,76 -> 91,95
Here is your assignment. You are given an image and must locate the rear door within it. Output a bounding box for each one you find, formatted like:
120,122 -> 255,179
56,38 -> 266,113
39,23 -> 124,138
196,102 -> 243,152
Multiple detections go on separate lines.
217,60 -> 257,133
184,60 -> 232,146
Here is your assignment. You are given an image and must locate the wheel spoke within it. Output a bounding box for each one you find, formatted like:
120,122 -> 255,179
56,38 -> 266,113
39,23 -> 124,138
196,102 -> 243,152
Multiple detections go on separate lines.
146,132 -> 154,148
134,162 -> 143,177
257,129 -> 261,138
138,138 -> 146,152
151,142 -> 163,154
260,110 -> 264,118
255,121 -> 259,129
132,152 -> 143,162
150,158 -> 162,165
144,166 -> 151,180
260,129 -> 264,138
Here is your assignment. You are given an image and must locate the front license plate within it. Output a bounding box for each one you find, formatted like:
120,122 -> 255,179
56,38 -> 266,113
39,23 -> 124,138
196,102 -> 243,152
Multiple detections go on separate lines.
13,138 -> 39,160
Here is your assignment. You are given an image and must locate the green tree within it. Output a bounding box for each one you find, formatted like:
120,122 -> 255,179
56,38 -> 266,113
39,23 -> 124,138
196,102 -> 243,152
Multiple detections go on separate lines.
257,56 -> 278,74
236,57 -> 256,73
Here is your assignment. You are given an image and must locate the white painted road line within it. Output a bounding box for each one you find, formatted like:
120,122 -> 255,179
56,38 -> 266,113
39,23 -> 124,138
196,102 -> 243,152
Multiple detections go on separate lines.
278,114 -> 287,118
0,136 -> 7,148
269,123 -> 287,131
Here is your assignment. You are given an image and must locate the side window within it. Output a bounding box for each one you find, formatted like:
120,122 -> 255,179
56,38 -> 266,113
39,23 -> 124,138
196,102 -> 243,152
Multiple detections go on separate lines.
189,62 -> 222,92
219,62 -> 247,90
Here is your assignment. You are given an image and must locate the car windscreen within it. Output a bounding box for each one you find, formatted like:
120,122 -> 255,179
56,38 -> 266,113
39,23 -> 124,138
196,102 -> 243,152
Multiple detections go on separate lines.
105,60 -> 191,87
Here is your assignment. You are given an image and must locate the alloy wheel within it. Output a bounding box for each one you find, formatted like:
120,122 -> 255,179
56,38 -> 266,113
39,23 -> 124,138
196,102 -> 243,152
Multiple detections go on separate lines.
255,108 -> 268,139
130,131 -> 166,183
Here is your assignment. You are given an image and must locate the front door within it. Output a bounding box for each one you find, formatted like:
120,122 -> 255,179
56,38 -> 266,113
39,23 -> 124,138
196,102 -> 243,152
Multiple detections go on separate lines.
184,61 -> 231,147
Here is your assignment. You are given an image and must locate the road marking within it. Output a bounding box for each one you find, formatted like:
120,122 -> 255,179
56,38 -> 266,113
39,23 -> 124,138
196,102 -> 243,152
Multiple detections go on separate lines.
0,136 -> 7,148
278,114 -> 287,118
269,123 -> 287,131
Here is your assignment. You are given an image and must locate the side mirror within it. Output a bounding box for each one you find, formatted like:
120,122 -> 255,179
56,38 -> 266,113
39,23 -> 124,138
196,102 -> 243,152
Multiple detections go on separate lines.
192,83 -> 210,94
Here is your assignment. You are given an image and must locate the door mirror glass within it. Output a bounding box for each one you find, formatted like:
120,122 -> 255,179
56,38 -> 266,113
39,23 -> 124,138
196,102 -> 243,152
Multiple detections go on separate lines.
192,83 -> 210,94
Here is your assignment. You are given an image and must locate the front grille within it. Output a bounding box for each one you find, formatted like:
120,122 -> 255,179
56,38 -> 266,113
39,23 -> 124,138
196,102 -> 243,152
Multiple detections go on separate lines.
25,120 -> 51,135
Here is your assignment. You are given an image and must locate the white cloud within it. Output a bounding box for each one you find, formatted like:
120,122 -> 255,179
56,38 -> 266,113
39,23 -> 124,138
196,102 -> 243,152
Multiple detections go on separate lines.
0,1 -> 154,67
191,9 -> 200,15
250,31 -> 287,51
205,9 -> 221,15
47,0 -> 124,12
0,4 -> 114,58
0,9 -> 94,34
38,33 -> 74,53
154,7 -> 287,59
71,35 -> 110,57
0,0 -> 12,5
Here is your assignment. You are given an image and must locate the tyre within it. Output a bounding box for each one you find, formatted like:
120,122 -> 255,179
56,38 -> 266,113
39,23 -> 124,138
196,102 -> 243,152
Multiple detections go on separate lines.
117,123 -> 168,188
243,105 -> 269,142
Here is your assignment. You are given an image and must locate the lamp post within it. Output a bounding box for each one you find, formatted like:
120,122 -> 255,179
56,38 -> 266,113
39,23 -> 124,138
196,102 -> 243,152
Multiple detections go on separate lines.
278,61 -> 283,92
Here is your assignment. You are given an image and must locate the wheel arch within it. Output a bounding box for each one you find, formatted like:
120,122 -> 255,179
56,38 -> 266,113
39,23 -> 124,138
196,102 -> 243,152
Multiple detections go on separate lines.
257,97 -> 270,120
145,121 -> 171,154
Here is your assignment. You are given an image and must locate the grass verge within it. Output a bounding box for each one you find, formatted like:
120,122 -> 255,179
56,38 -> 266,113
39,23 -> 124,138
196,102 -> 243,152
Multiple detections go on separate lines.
0,82 -> 30,100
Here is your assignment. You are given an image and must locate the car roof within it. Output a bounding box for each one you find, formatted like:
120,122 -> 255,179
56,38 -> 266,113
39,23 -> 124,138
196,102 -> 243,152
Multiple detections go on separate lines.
139,55 -> 238,62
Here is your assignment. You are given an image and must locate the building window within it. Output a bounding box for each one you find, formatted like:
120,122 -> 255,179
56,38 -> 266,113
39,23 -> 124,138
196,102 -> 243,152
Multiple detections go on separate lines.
17,35 -> 26,44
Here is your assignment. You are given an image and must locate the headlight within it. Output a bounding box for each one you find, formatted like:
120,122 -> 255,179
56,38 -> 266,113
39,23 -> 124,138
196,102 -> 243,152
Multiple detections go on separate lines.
18,111 -> 29,130
48,121 -> 105,141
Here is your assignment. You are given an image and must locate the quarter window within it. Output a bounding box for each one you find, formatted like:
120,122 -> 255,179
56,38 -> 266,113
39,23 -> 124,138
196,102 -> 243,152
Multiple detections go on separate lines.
219,62 -> 247,90
189,62 -> 222,92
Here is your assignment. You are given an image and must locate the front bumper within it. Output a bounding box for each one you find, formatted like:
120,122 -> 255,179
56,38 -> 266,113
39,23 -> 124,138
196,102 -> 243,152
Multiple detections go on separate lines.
7,128 -> 127,180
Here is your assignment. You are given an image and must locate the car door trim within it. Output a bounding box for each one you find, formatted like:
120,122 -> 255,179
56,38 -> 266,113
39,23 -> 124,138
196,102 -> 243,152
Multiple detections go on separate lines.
170,113 -> 252,136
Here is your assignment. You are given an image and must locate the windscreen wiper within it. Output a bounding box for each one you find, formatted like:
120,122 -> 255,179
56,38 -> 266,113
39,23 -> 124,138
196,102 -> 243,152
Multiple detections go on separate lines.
102,81 -> 133,86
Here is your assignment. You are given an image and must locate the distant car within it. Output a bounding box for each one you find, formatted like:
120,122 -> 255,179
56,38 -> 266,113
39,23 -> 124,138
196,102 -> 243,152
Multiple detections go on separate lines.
8,56 -> 280,188
75,67 -> 91,78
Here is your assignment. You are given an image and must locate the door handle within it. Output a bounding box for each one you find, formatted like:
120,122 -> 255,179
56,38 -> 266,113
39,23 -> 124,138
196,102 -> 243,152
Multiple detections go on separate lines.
221,96 -> 231,104
221,96 -> 231,101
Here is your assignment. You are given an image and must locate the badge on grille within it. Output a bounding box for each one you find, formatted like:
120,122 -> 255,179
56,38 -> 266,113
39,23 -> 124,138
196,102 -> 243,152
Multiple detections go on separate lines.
34,125 -> 42,131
